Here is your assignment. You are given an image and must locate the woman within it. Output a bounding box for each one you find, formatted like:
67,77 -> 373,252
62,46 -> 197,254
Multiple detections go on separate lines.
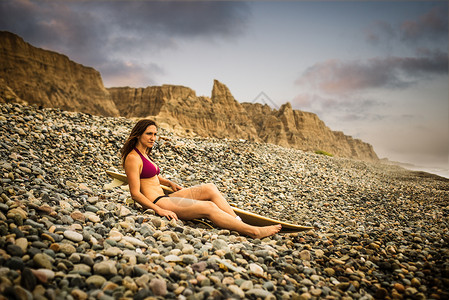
121,119 -> 281,239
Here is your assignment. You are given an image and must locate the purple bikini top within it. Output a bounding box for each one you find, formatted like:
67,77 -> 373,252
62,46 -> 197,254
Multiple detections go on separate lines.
134,148 -> 160,178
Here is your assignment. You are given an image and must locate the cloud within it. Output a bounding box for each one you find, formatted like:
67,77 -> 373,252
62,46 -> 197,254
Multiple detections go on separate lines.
365,5 -> 448,47
400,6 -> 448,42
292,93 -> 385,123
99,60 -> 165,88
0,0 -> 250,84
295,52 -> 448,95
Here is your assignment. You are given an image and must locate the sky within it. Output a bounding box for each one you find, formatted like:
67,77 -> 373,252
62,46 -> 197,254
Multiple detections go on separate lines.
1,0 -> 448,170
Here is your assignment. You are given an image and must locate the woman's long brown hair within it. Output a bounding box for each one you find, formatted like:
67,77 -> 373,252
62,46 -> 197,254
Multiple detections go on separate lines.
120,119 -> 157,167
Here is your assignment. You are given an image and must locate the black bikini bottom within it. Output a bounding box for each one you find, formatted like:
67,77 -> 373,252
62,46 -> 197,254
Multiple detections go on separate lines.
154,195 -> 169,204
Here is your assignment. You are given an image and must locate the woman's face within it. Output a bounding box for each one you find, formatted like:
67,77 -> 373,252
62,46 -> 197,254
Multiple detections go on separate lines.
138,125 -> 158,148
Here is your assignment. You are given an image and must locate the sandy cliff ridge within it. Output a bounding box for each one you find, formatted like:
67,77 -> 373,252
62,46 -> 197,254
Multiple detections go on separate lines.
0,31 -> 119,116
109,80 -> 378,161
0,31 -> 378,161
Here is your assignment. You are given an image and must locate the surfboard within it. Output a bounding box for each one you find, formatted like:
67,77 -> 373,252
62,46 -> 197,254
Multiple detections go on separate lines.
105,170 -> 313,233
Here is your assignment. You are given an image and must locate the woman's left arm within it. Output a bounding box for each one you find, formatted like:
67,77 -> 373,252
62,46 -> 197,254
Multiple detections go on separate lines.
158,176 -> 183,192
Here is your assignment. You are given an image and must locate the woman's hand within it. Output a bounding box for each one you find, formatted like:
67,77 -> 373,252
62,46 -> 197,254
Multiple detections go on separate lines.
156,208 -> 178,221
169,181 -> 183,192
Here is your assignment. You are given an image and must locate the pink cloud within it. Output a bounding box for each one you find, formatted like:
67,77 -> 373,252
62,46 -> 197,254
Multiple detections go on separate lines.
296,52 -> 447,95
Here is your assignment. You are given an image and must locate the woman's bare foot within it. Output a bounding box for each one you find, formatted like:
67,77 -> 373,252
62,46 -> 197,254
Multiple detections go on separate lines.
251,224 -> 282,239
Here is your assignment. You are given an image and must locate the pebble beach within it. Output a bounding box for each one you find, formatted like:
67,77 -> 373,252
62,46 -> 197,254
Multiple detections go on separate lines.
1,103 -> 448,300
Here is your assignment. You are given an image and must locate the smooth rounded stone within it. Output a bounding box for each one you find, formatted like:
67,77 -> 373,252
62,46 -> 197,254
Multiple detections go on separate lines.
20,268 -> 37,291
104,247 -> 123,257
24,219 -> 44,229
59,200 -> 73,211
228,285 -> 245,298
70,211 -> 85,223
86,275 -> 107,288
165,255 -> 182,263
33,253 -> 53,269
300,250 -> 312,261
69,223 -> 83,231
106,239 -> 117,247
85,205 -> 98,213
324,267 -> 336,276
411,277 -> 421,287
182,255 -> 198,265
31,268 -> 55,283
31,241 -> 48,249
108,229 -> 123,242
191,261 -> 207,273
87,197 -> 99,204
248,263 -> 264,277
212,239 -> 229,251
7,244 -> 24,256
72,264 -> 92,274
158,234 -> 173,243
118,205 -> 132,217
149,278 -> 167,296
5,256 -> 25,270
118,221 -> 133,231
15,237 -> 28,252
121,236 -> 147,248
240,280 -> 254,291
84,211 -> 101,223
93,260 -> 117,276
63,230 -> 83,242
182,244 -> 195,254
57,243 -> 77,256
301,278 -> 314,286
393,283 -> 405,293
103,281 -> 119,292
71,289 -> 88,300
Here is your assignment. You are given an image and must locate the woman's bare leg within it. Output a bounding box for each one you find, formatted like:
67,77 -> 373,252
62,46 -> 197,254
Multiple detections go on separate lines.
169,183 -> 237,217
156,197 -> 281,239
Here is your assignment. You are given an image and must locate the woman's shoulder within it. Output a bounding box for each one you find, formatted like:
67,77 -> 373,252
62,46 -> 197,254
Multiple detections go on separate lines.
125,150 -> 141,164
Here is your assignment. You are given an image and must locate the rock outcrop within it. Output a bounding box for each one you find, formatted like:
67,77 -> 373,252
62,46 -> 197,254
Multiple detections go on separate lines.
0,31 -> 119,116
109,80 -> 378,161
109,80 -> 259,141
1,31 -> 378,161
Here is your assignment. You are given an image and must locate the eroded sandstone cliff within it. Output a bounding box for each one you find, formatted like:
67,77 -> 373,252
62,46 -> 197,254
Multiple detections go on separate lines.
1,31 -> 378,161
109,80 -> 378,161
0,31 -> 118,116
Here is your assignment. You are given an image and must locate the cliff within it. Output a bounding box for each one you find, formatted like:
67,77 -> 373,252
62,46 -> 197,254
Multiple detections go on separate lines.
0,31 -> 119,116
242,102 -> 378,160
1,31 -> 378,161
109,80 -> 378,161
109,80 -> 259,141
